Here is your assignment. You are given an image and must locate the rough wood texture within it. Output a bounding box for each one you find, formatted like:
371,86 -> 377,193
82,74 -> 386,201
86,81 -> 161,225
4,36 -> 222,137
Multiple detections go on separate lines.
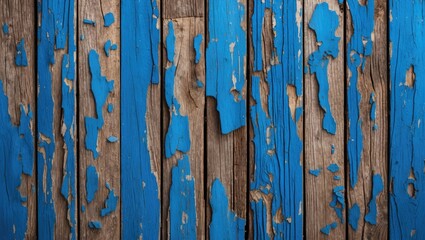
162,15 -> 205,239
163,0 -> 203,18
304,1 -> 345,239
346,0 -> 388,238
78,0 -> 120,238
0,0 -> 36,238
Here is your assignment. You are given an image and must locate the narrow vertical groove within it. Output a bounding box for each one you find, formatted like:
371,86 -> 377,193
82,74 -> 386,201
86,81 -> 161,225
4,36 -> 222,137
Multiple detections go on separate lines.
159,0 -> 164,238
302,0 -> 306,237
386,2 -> 390,240
245,0 -> 250,236
34,0 -> 39,238
75,0 -> 80,237
203,0 -> 208,238
343,1 -> 348,239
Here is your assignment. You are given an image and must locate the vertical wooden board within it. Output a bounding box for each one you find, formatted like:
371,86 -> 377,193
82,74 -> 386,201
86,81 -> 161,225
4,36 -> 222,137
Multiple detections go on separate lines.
248,0 -> 303,239
389,1 -> 425,239
345,0 -> 388,238
0,0 -> 36,238
121,0 -> 161,239
78,0 -> 120,238
205,0 -> 248,239
304,1 -> 345,238
162,16 -> 205,239
37,0 -> 78,239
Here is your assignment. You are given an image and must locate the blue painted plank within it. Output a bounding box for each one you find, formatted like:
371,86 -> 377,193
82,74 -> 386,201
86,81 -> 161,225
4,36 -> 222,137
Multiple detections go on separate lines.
250,0 -> 303,238
390,1 -> 425,239
121,0 -> 160,238
206,0 -> 247,134
37,0 -> 77,239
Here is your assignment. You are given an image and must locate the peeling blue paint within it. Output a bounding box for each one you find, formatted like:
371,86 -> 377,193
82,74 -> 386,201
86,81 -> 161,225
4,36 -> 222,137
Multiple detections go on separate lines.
104,12 -> 115,27
165,21 -> 190,158
83,19 -> 96,26
196,80 -> 204,88
170,156 -> 197,239
88,221 -> 102,229
330,186 -> 345,223
308,3 -> 339,135
327,163 -> 340,173
104,40 -> 118,57
2,23 -> 8,35
86,165 -> 99,204
369,92 -> 376,121
333,175 -> 341,181
194,34 -> 203,64
121,0 -> 160,237
101,183 -> 118,217
210,179 -> 246,240
365,174 -> 383,225
107,103 -> 113,113
107,136 -> 118,142
250,0 -> 303,237
320,222 -> 337,235
346,0 -> 374,189
0,81 -> 34,240
85,49 -> 114,159
15,38 -> 28,67
38,0 -> 76,238
348,203 -> 360,231
309,168 -> 321,177
81,205 -> 86,212
206,0 -> 246,134
331,144 -> 335,155
80,34 -> 84,41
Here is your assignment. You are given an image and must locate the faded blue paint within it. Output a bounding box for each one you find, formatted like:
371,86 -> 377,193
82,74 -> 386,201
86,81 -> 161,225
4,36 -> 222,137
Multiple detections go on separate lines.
206,0 -> 246,134
327,163 -> 339,173
250,0 -> 303,238
165,21 -> 190,158
101,183 -> 118,217
365,174 -> 383,225
83,19 -> 96,26
80,34 -> 84,41
210,179 -> 245,240
333,175 -> 341,181
0,81 -> 34,240
309,168 -> 321,177
346,0 -> 374,189
37,0 -> 76,238
308,3 -> 339,135
104,12 -> 115,27
320,222 -> 337,235
330,186 -> 344,223
369,92 -> 376,121
107,136 -> 118,142
194,34 -> 202,64
348,203 -> 360,231
86,165 -> 99,204
107,103 -> 114,113
15,38 -> 28,67
2,23 -> 8,35
196,80 -> 204,88
85,49 -> 114,159
81,205 -> 86,212
121,0 -> 160,238
331,144 -> 335,155
170,156 -> 197,239
104,40 -> 118,57
88,221 -> 102,229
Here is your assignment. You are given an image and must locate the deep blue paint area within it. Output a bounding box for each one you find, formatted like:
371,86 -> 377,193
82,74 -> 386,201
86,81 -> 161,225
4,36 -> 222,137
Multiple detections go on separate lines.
0,81 -> 34,240
330,186 -> 345,223
346,0 -> 374,189
250,0 -> 303,238
2,23 -> 8,35
88,221 -> 102,229
320,222 -> 337,235
86,165 -> 99,203
194,34 -> 203,64
308,3 -> 339,135
101,183 -> 118,217
365,174 -> 383,225
210,179 -> 245,240
348,203 -> 360,231
104,12 -> 115,27
15,38 -> 28,67
121,0 -> 160,238
206,0 -> 247,134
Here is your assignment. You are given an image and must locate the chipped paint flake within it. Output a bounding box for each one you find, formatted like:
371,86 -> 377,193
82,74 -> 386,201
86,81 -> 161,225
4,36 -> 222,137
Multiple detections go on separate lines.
364,174 -> 383,225
320,222 -> 337,235
327,163 -> 340,173
103,12 -> 115,27
15,38 -> 28,67
86,165 -> 99,204
2,23 -> 9,35
194,34 -> 203,64
348,203 -> 360,231
309,168 -> 321,177
83,18 -> 96,26
88,221 -> 102,229
101,183 -> 118,217
104,40 -> 118,57
330,186 -> 345,223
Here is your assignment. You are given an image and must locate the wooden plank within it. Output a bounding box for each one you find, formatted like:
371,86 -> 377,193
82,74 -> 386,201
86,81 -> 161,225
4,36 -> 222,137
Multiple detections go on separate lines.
345,0 -> 388,238
37,0 -> 78,239
120,0 -> 162,238
205,0 -> 248,239
389,1 -> 425,239
162,16 -> 205,239
304,1 -> 345,238
0,0 -> 36,238
248,0 -> 303,239
78,0 -> 120,238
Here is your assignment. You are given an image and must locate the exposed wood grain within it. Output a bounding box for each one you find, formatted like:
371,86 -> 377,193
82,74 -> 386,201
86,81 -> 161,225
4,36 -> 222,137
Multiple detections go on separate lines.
37,0 -> 78,239
205,0 -> 248,238
345,0 -> 388,238
78,0 -> 120,238
0,0 -> 36,238
304,1 -> 345,239
161,13 -> 205,238
163,0 -> 203,19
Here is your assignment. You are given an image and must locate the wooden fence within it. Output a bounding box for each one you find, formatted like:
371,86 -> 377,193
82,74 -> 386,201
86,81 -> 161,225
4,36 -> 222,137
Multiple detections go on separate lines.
0,0 -> 423,239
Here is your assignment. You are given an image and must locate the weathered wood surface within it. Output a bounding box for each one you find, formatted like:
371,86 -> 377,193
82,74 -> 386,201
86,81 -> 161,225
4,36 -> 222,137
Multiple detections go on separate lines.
2,0 -> 425,239
304,1 -> 345,239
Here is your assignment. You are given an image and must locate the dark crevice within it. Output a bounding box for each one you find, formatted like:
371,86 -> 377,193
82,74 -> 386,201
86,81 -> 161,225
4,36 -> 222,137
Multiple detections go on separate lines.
245,0 -> 251,238
302,0 -> 306,238
75,0 -> 80,238
203,0 -> 208,239
343,1 -> 349,239
159,0 -> 164,238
